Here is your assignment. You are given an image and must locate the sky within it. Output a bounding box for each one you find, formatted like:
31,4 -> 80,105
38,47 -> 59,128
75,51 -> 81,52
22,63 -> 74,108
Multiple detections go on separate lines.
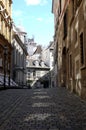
12,0 -> 54,47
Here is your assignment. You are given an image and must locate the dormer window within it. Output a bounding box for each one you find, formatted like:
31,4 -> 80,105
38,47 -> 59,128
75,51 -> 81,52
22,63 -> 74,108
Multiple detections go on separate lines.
35,60 -> 39,67
41,61 -> 44,67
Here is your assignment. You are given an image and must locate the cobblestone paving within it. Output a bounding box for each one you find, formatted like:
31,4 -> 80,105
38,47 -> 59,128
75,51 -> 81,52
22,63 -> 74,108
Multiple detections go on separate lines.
0,87 -> 86,130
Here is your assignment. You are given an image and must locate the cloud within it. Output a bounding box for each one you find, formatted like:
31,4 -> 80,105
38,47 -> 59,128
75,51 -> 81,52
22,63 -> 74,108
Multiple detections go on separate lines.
24,0 -> 48,6
36,17 -> 43,22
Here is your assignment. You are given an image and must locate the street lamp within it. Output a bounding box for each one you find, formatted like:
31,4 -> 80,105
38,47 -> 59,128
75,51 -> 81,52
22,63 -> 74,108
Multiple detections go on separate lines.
4,46 -> 8,89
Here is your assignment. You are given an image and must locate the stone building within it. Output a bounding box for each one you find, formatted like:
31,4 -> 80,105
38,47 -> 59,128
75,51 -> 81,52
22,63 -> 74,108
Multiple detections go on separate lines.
12,24 -> 28,86
27,43 -> 50,88
52,0 -> 60,88
42,41 -> 54,87
0,0 -> 12,86
52,0 -> 86,99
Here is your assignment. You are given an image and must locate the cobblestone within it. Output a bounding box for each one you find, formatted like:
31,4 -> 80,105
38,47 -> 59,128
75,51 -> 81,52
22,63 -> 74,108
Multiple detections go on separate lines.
0,87 -> 86,130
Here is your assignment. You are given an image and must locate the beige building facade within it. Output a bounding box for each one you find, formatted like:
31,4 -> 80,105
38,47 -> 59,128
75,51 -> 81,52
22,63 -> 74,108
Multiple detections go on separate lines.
52,0 -> 86,99
0,0 -> 12,86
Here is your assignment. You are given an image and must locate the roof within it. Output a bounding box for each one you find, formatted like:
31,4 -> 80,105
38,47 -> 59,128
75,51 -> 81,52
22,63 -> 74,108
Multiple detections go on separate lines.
33,45 -> 42,55
27,58 -> 49,68
14,34 -> 28,55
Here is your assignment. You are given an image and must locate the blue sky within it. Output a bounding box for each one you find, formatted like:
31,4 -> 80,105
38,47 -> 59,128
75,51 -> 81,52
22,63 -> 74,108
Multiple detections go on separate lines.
12,0 -> 54,47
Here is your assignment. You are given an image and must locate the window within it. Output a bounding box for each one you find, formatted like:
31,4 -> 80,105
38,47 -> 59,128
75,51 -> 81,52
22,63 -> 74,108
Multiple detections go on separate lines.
28,72 -> 30,78
77,0 -> 82,7
33,71 -> 36,77
80,32 -> 84,66
37,71 -> 40,78
75,30 -> 77,43
72,0 -> 74,16
59,0 -> 61,14
63,11 -> 67,39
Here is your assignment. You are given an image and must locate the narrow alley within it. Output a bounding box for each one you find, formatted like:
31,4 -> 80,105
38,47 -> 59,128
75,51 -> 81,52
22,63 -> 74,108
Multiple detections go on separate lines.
0,87 -> 86,130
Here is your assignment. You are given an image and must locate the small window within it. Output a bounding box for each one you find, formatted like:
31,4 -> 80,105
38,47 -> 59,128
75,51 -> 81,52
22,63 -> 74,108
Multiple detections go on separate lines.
77,0 -> 82,7
80,32 -> 84,66
58,0 -> 61,15
28,72 -> 30,78
72,0 -> 74,16
33,71 -> 36,77
63,11 -> 67,39
75,30 -> 77,43
59,0 -> 61,13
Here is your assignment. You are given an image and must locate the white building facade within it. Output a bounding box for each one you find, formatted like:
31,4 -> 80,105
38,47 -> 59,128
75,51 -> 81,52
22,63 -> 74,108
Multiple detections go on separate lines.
12,24 -> 28,86
42,42 -> 55,87
26,42 -> 50,88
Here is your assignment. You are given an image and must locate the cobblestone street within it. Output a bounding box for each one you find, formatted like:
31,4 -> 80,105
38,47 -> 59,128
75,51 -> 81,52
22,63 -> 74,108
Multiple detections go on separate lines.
0,87 -> 86,130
